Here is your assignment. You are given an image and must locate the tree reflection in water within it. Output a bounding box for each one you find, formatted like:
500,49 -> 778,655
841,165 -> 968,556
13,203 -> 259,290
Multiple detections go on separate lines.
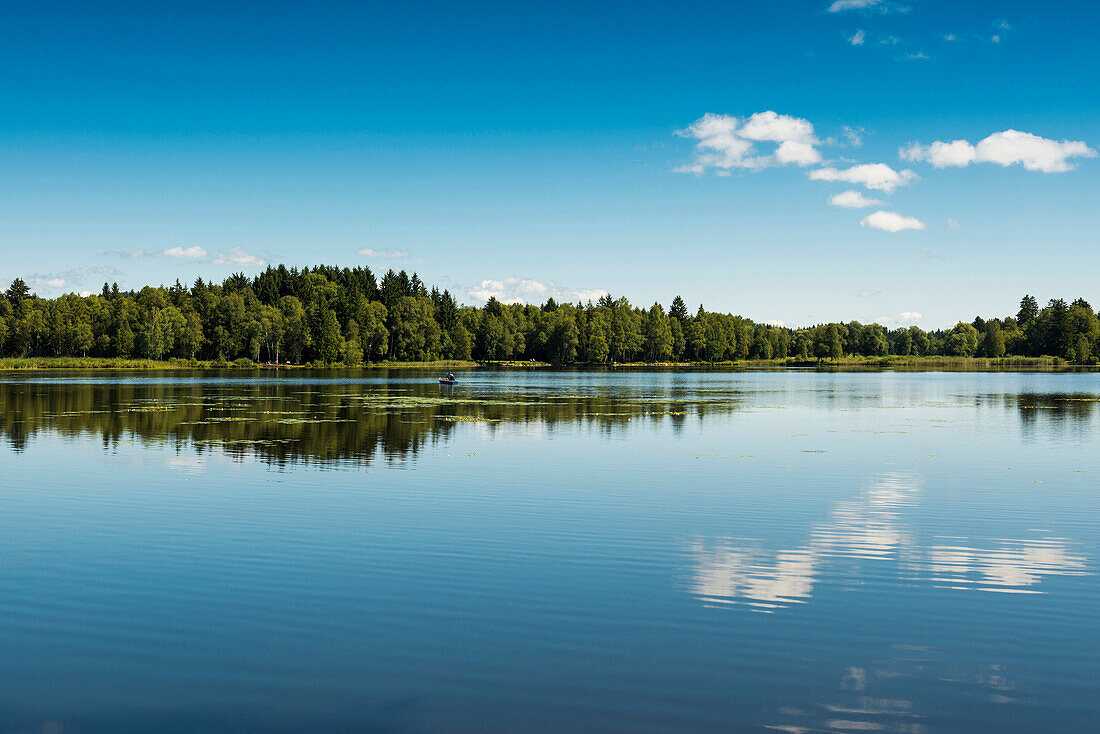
0,372 -> 747,466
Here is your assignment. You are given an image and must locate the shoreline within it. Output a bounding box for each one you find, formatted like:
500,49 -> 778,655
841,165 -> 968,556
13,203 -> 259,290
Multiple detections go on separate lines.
0,356 -> 1093,372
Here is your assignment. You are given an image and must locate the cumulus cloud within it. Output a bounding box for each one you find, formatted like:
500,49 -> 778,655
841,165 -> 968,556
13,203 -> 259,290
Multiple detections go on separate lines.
876,312 -> 923,326
676,111 -> 822,173
359,248 -> 410,259
211,247 -> 266,267
860,210 -> 927,232
900,139 -> 976,167
738,111 -> 817,144
848,29 -> 866,45
829,190 -> 883,208
161,246 -> 210,260
106,245 -> 263,266
809,163 -> 918,193
900,130 -> 1097,173
467,277 -> 608,306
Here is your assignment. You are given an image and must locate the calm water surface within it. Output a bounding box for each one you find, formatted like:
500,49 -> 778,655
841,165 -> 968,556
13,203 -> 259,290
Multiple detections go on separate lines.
1,369 -> 1097,733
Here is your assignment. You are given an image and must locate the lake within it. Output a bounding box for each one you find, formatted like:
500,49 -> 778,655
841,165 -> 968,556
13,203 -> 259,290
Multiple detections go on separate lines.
1,369 -> 1097,733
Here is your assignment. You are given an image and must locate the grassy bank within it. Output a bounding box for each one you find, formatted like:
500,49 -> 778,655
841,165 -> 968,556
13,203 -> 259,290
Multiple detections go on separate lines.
363,360 -> 480,369
0,356 -> 481,370
0,357 -> 215,370
480,360 -> 552,367
0,355 -> 1090,371
604,355 -> 1084,369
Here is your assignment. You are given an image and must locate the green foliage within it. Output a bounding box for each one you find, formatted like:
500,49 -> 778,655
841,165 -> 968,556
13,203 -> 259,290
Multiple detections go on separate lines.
642,303 -> 673,361
0,270 -> 1095,367
315,308 -> 343,363
979,322 -> 1006,358
944,322 -> 979,357
1017,294 -> 1039,325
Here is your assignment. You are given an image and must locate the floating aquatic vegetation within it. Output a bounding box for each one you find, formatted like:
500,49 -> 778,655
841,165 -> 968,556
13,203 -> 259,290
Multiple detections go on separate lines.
271,417 -> 356,424
436,416 -> 501,423
193,438 -> 299,446
179,417 -> 255,424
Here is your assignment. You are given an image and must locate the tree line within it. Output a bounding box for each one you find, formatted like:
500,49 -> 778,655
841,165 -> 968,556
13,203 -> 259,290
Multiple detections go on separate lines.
1,266 -> 1097,365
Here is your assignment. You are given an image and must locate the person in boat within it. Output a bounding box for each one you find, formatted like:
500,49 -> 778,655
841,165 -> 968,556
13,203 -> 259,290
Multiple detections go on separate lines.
446,373 -> 455,380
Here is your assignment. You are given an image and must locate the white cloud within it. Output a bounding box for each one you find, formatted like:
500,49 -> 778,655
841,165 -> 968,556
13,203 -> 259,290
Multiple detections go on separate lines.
161,245 -> 210,260
358,248 -> 410,259
876,311 -> 923,326
106,245 -> 265,267
211,247 -> 266,267
848,29 -> 866,45
828,0 -> 880,11
948,217 -> 961,230
108,245 -> 213,261
901,130 -> 1097,173
900,139 -> 975,167
467,277 -> 608,306
809,163 -> 917,193
775,140 -> 822,166
860,210 -> 927,232
856,289 -> 882,298
676,111 -> 822,173
840,125 -> 863,147
992,17 -> 1012,43
944,33 -> 956,41
25,266 -> 119,296
829,190 -> 883,208
978,130 -> 1096,171
738,111 -> 817,145
906,51 -> 929,60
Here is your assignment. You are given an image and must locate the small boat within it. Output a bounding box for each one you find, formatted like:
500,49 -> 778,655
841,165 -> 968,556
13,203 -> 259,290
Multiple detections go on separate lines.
439,374 -> 457,384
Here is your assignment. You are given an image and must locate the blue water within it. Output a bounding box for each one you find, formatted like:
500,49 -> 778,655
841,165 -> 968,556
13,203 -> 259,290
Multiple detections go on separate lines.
0,369 -> 1097,732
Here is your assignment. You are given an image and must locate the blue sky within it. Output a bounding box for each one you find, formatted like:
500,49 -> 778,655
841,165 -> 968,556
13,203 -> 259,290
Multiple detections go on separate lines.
1,0 -> 1097,328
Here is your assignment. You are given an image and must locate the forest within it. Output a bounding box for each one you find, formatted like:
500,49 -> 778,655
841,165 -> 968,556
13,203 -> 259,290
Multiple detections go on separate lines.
1,266 -> 1097,365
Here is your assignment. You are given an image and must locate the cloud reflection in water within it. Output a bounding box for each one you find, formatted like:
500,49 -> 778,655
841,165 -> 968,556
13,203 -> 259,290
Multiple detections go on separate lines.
689,474 -> 1089,611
